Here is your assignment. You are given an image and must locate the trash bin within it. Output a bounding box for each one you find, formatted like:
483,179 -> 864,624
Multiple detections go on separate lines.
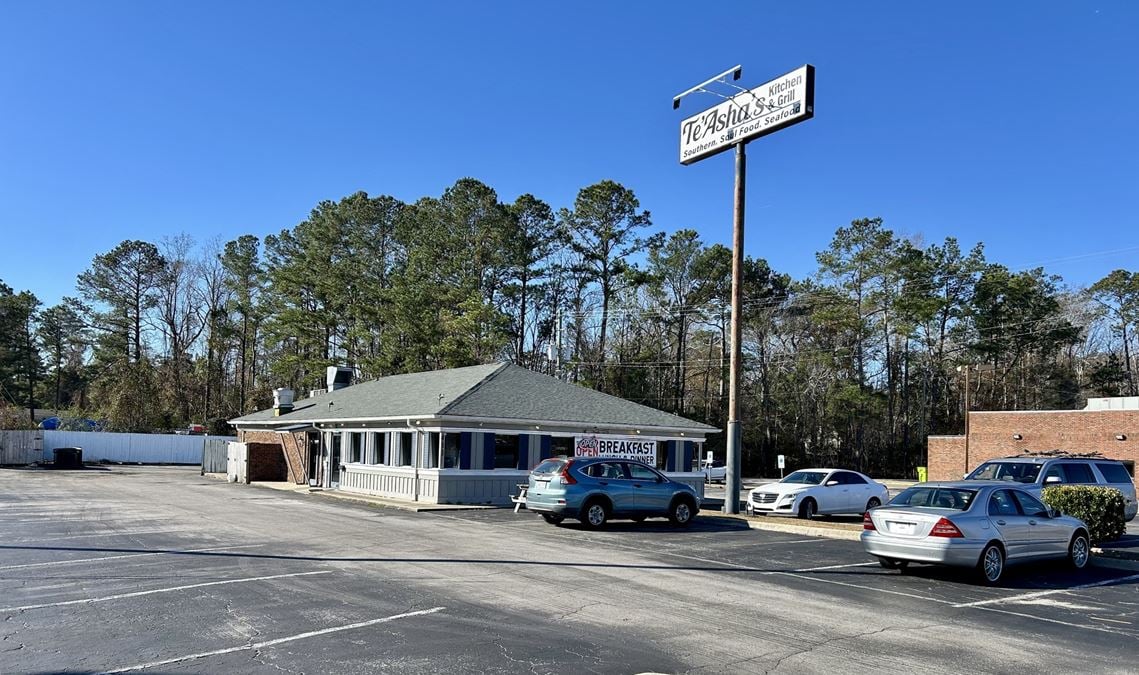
53,447 -> 83,469
916,466 -> 928,482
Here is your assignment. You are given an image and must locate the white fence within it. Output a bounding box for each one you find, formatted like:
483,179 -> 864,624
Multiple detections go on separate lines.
0,430 -> 43,465
227,442 -> 248,483
43,431 -> 237,465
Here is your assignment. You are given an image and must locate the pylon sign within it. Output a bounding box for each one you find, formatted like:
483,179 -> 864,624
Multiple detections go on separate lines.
679,64 -> 814,165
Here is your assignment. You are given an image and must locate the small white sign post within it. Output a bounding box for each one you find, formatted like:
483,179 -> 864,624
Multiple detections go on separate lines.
777,454 -> 786,479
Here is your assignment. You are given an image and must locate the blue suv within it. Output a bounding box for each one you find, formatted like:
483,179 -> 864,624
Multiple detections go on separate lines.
525,456 -> 701,528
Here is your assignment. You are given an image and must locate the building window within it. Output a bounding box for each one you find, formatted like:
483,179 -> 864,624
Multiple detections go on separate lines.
347,433 -> 365,463
442,433 -> 460,469
494,434 -> 519,469
655,441 -> 669,471
551,436 -> 574,457
368,432 -> 387,465
423,432 -> 439,469
396,432 -> 414,466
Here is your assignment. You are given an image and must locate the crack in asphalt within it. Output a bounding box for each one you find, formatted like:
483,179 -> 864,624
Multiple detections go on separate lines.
493,639 -> 543,675
556,600 -> 604,622
757,620 -> 950,674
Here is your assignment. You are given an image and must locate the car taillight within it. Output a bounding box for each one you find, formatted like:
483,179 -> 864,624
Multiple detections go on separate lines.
559,460 -> 577,485
863,512 -> 876,531
930,517 -> 963,538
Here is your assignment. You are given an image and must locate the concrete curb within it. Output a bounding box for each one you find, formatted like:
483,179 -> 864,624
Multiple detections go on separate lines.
242,479 -> 500,513
708,514 -> 1139,569
704,514 -> 863,541
308,490 -> 500,513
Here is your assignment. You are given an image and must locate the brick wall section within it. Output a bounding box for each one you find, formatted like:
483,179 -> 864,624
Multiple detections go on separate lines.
246,442 -> 288,481
927,410 -> 1139,484
238,430 -> 295,482
927,435 -> 965,481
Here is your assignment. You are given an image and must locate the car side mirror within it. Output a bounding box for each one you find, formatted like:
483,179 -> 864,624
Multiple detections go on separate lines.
1044,476 -> 1062,485
826,480 -> 839,487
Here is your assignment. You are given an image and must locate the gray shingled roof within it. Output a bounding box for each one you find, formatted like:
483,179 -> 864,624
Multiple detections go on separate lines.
230,363 -> 715,431
442,364 -> 715,430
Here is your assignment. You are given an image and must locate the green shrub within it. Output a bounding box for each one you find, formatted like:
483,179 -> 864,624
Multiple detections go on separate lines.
1041,485 -> 1126,544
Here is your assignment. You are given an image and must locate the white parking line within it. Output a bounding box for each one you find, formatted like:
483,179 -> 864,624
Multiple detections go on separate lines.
100,606 -> 446,673
952,572 -> 1139,608
0,543 -> 267,571
1,570 -> 332,612
792,562 -> 878,572
977,606 -> 1134,636
6,529 -> 188,544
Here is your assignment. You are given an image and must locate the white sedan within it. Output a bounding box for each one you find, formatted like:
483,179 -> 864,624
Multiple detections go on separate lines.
746,468 -> 889,519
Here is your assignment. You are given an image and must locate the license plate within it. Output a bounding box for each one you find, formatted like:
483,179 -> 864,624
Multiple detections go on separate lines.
888,521 -> 916,535
535,480 -> 549,487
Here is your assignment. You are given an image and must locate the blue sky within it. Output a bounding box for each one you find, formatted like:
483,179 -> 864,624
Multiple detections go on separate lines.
2,1 -> 1137,306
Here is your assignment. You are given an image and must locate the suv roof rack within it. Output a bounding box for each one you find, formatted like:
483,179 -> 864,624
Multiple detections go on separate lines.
1002,449 -> 1105,459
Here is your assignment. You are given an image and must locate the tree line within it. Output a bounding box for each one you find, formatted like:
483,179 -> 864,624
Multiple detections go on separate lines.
1,177 -> 1136,476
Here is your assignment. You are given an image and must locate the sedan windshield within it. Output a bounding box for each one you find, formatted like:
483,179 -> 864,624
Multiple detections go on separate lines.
890,487 -> 977,511
967,462 -> 1041,483
780,471 -> 827,485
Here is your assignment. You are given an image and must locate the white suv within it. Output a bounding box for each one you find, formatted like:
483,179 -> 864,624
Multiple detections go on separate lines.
966,454 -> 1137,521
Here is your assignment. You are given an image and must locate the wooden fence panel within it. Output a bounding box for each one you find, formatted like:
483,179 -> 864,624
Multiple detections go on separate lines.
0,430 -> 43,465
201,439 -> 229,474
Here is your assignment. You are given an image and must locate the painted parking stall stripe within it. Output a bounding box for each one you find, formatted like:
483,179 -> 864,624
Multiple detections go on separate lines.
101,606 -> 446,673
953,572 -> 1139,608
1,570 -> 332,612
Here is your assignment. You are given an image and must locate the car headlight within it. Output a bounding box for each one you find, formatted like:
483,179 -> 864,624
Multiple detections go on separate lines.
780,494 -> 795,502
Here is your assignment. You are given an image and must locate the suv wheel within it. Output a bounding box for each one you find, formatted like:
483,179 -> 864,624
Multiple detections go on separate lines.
541,513 -> 564,525
669,498 -> 695,527
580,500 -> 609,529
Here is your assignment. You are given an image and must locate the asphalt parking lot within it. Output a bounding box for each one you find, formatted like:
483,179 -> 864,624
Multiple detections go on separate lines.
2,467 -> 1138,674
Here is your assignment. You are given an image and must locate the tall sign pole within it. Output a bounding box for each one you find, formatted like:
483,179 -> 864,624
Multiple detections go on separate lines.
726,142 -> 746,514
675,64 -> 814,514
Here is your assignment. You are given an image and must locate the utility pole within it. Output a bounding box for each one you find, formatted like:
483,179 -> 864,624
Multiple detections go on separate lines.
961,364 -> 971,476
555,307 -> 562,380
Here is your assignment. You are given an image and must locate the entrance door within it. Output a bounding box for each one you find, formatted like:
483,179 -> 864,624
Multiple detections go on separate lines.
306,433 -> 320,486
329,433 -> 342,488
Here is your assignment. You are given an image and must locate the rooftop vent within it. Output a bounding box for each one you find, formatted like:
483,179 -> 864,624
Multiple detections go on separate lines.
326,366 -> 353,393
273,388 -> 295,416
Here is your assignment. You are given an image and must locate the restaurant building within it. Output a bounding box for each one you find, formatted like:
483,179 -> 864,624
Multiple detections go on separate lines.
229,363 -> 715,505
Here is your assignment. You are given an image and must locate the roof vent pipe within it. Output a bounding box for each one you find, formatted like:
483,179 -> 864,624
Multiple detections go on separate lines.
273,388 -> 295,416
326,366 -> 354,393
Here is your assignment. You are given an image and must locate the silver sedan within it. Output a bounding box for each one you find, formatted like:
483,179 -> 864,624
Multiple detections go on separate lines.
861,481 -> 1091,584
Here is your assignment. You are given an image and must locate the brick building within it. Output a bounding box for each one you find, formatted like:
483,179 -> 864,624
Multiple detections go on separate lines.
229,363 -> 715,505
927,397 -> 1139,482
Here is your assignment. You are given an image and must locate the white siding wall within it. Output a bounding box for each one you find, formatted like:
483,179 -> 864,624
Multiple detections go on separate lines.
43,431 -> 237,464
